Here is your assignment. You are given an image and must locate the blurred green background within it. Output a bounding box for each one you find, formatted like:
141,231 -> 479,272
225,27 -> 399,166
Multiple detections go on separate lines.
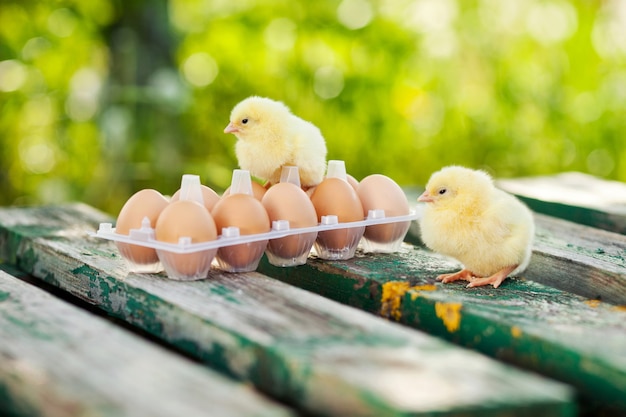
1,0 -> 625,215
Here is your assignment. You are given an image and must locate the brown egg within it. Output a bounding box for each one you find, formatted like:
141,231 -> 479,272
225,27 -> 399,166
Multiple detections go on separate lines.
171,184 -> 220,212
357,174 -> 411,244
115,189 -> 169,265
222,180 -> 267,201
262,182 -> 318,262
346,174 -> 360,191
154,200 -> 218,279
308,173 -> 358,197
211,193 -> 271,271
310,177 -> 364,252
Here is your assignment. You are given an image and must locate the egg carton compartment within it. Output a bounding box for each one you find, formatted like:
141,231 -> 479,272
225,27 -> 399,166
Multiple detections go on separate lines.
91,209 -> 419,276
360,209 -> 413,254
314,224 -> 365,260
266,229 -> 318,267
214,240 -> 269,272
115,241 -> 164,274
157,248 -> 217,281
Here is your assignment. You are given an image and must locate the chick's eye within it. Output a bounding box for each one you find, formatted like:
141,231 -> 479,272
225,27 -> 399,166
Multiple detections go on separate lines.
241,118 -> 249,124
438,188 -> 447,195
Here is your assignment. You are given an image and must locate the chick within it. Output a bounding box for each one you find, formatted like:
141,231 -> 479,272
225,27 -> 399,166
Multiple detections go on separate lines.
224,96 -> 327,189
417,166 -> 535,288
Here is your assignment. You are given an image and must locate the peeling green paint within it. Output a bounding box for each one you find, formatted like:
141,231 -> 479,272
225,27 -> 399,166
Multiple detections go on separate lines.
209,284 -> 243,305
15,246 -> 39,276
257,256 -> 382,313
4,315 -> 55,341
72,264 -> 100,280
262,245 -> 626,414
0,291 -> 9,302
0,204 -> 582,416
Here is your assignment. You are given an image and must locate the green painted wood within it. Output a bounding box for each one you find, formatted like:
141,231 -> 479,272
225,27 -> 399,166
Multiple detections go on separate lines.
0,204 -> 575,417
259,241 -> 626,415
496,172 -> 626,235
0,270 -> 293,417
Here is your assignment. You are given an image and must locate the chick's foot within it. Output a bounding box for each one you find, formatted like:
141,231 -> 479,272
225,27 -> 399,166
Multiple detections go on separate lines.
466,265 -> 517,289
436,269 -> 474,284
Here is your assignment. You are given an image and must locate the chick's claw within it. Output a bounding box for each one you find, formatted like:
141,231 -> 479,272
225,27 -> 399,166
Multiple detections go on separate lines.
465,265 -> 517,289
436,269 -> 474,284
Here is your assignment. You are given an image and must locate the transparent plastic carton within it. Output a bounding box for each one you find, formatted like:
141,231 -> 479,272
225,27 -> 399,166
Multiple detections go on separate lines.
91,167 -> 419,280
93,209 -> 418,278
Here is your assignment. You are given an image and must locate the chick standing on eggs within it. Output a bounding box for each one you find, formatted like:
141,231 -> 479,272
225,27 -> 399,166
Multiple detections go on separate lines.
224,96 -> 327,189
418,166 -> 535,288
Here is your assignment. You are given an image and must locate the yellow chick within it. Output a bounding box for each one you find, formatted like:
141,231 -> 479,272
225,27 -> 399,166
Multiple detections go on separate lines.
224,96 -> 327,189
417,166 -> 535,288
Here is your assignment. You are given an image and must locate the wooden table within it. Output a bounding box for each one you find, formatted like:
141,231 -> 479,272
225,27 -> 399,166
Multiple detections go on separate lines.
1,172 -> 624,417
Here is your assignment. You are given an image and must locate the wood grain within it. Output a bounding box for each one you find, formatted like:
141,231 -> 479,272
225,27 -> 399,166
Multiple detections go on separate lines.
497,172 -> 626,234
259,238 -> 626,414
0,204 -> 575,417
0,270 -> 293,417
528,213 -> 626,304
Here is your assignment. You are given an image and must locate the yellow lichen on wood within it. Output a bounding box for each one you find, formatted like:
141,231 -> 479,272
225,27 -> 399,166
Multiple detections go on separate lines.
409,285 -> 437,301
381,281 -> 411,321
584,299 -> 601,308
511,326 -> 522,338
612,305 -> 626,312
434,302 -> 463,333
381,282 -> 440,320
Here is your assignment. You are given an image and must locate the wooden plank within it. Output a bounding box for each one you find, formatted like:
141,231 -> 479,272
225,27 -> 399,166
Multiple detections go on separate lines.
258,240 -> 626,415
496,172 -> 626,234
0,204 -> 575,417
0,270 -> 294,417
528,213 -> 626,305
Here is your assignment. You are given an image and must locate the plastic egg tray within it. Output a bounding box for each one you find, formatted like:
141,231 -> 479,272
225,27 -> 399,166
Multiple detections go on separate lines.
92,209 -> 419,279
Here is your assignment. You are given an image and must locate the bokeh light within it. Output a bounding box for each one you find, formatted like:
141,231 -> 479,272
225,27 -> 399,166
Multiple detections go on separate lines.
0,60 -> 27,92
0,0 -> 624,215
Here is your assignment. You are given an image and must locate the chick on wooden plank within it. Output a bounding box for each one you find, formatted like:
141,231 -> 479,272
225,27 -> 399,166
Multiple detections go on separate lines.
418,166 -> 535,288
224,96 -> 327,190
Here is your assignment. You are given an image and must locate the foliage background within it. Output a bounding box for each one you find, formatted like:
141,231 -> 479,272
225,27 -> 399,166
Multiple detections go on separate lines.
1,0 -> 625,215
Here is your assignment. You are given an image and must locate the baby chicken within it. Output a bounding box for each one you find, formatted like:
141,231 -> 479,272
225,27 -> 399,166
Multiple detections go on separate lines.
418,166 -> 535,288
224,96 -> 327,189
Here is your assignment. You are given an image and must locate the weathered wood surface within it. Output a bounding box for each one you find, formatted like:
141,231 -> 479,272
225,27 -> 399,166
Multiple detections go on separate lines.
259,236 -> 626,414
0,204 -> 575,417
527,213 -> 626,305
497,172 -> 626,234
0,270 -> 293,417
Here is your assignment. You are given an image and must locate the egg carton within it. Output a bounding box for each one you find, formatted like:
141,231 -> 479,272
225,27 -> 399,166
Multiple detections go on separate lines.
91,209 -> 419,279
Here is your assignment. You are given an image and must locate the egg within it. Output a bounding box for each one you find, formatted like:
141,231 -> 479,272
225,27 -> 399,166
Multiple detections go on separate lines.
115,189 -> 169,266
154,200 -> 218,280
262,182 -> 318,265
357,174 -> 411,245
306,173 -> 359,197
211,193 -> 271,271
171,184 -> 220,212
222,180 -> 267,201
346,174 -> 360,190
310,177 -> 365,257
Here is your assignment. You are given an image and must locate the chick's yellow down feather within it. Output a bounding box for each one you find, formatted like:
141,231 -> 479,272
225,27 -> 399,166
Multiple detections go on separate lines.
417,166 -> 535,288
224,96 -> 327,188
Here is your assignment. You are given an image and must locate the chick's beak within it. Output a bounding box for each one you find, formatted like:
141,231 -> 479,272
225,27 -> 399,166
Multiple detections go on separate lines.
418,191 -> 434,203
224,123 -> 239,134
